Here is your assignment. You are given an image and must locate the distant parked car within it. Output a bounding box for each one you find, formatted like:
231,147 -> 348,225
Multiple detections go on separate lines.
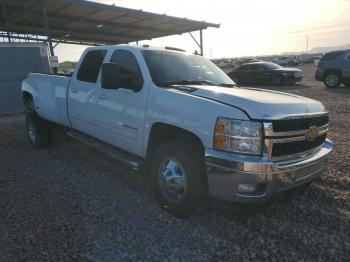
315,49 -> 350,88
274,56 -> 302,66
303,56 -> 322,64
228,62 -> 304,86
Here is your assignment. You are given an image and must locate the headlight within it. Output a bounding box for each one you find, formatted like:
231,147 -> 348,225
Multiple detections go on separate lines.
214,118 -> 262,155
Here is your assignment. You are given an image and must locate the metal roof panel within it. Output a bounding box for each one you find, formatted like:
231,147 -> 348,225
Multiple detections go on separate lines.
0,0 -> 220,45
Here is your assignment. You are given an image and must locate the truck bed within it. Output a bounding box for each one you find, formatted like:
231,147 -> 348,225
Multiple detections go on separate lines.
22,73 -> 71,127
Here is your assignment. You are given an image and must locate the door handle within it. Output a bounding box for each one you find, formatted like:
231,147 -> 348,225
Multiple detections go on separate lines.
98,95 -> 109,101
71,88 -> 79,94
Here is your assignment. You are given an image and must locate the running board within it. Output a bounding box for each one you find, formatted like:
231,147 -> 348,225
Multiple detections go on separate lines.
67,130 -> 143,172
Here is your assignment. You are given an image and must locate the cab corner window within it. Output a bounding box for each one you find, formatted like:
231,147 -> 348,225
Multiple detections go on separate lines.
77,50 -> 107,83
108,50 -> 144,91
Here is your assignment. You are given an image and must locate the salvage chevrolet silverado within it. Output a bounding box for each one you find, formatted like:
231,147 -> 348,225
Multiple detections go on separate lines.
22,45 -> 333,216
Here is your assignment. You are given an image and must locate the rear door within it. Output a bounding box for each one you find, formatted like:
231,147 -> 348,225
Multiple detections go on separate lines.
68,49 -> 107,137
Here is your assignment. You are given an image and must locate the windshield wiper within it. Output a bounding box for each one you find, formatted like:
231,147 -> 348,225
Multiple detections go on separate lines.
162,80 -> 216,87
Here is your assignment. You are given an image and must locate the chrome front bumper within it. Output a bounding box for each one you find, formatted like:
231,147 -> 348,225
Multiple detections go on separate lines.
205,139 -> 333,203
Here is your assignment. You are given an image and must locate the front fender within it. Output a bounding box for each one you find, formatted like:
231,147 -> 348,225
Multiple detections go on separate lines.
142,86 -> 249,156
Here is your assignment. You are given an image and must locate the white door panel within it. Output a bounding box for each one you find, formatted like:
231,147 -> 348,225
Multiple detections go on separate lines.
95,86 -> 148,155
92,49 -> 149,156
68,49 -> 107,138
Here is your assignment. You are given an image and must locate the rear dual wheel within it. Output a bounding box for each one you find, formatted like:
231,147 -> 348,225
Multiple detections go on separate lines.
26,113 -> 67,148
25,113 -> 50,148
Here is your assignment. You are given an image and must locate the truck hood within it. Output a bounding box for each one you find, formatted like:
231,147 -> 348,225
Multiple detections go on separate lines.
177,85 -> 326,120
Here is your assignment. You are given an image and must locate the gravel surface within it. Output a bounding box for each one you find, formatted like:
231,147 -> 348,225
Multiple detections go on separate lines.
0,64 -> 349,261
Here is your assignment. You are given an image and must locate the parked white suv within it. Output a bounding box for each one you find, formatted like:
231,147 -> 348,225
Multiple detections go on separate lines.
22,45 -> 333,217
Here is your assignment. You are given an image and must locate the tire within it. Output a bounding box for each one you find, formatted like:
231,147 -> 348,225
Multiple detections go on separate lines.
272,76 -> 282,86
25,113 -> 50,148
24,96 -> 35,112
324,72 -> 341,88
151,140 -> 207,218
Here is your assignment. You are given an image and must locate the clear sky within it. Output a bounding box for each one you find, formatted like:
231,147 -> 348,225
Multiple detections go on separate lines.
55,0 -> 350,62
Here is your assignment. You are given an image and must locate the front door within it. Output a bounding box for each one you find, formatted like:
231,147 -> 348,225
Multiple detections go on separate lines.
93,49 -> 149,156
248,64 -> 266,83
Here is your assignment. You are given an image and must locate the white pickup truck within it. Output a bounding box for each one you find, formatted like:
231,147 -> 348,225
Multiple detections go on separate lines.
22,45 -> 333,216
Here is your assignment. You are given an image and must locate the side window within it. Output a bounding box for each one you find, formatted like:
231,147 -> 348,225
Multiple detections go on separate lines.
259,65 -> 268,70
109,50 -> 144,90
320,51 -> 344,62
77,50 -> 107,83
240,65 -> 250,71
250,64 -> 263,71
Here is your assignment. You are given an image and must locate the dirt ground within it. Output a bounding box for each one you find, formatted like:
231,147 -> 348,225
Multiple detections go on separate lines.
0,64 -> 349,261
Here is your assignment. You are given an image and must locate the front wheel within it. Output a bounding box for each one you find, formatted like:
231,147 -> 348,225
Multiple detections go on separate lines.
151,140 -> 207,218
324,72 -> 341,88
25,113 -> 50,148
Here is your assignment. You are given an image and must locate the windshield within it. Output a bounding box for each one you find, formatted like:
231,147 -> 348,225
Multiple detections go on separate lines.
265,62 -> 283,70
142,50 -> 235,87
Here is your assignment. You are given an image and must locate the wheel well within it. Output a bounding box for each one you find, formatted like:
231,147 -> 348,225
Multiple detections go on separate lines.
146,123 -> 204,161
22,91 -> 34,111
324,69 -> 343,79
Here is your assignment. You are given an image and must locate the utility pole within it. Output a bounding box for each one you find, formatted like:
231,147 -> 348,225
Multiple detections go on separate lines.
305,35 -> 309,53
200,30 -> 203,56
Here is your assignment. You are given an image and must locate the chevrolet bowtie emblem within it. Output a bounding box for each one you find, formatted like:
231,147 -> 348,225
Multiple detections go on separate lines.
306,126 -> 319,142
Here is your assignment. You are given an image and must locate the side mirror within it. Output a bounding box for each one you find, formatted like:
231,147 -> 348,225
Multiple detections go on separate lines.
101,62 -> 121,89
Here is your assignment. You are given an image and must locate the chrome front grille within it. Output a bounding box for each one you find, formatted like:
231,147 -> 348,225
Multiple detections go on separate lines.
272,115 -> 329,132
263,114 -> 329,159
271,134 -> 327,157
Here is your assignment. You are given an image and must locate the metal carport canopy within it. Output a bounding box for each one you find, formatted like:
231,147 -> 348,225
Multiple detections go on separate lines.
0,0 -> 220,48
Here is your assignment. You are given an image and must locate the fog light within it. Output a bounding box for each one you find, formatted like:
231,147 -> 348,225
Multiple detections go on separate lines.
237,184 -> 258,193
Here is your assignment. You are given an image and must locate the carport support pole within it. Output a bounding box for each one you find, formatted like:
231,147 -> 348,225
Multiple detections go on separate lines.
1,2 -> 11,43
200,30 -> 203,56
42,2 -> 57,73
